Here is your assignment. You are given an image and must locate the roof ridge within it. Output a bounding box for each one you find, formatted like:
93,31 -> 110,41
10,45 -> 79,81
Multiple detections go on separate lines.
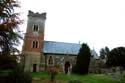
44,40 -> 81,45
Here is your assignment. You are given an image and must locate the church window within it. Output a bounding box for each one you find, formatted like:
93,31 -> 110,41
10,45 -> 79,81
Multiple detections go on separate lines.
48,56 -> 54,65
32,40 -> 38,48
33,24 -> 39,31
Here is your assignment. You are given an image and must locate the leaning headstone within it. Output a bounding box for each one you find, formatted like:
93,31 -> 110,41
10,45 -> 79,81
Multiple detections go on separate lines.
68,79 -> 82,83
112,74 -> 120,82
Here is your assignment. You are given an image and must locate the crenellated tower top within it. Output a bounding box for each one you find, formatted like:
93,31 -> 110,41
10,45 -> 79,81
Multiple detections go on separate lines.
28,10 -> 46,19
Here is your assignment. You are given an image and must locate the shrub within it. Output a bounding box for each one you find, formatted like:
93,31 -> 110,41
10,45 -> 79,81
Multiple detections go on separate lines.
72,65 -> 78,74
0,65 -> 32,83
8,65 -> 32,83
49,66 -> 58,82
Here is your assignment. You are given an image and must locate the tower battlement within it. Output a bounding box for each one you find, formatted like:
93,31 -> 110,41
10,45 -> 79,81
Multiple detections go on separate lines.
28,10 -> 46,19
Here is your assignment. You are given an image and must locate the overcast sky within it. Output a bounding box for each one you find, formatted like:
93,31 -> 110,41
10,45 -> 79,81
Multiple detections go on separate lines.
19,0 -> 125,54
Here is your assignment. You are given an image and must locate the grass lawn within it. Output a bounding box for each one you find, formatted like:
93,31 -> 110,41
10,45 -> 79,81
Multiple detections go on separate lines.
32,72 -> 123,83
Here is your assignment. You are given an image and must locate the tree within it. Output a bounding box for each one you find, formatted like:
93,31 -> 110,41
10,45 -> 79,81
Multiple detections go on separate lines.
100,48 -> 106,59
100,46 -> 110,59
0,0 -> 22,70
0,0 -> 22,69
106,47 -> 125,67
72,43 -> 91,75
0,55 -> 17,69
0,1 -> 32,83
0,0 -> 22,55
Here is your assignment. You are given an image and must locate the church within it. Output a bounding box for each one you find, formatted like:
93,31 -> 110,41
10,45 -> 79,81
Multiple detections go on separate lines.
22,10 -> 98,72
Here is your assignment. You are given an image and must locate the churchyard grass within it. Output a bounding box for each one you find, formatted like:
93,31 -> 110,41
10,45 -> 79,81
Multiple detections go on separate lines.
32,72 -> 49,79
32,72 -> 123,83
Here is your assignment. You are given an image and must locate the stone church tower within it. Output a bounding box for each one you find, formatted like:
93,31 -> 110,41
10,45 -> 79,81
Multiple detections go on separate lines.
22,10 -> 46,72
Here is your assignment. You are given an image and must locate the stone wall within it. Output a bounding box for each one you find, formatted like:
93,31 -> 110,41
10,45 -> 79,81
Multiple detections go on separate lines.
24,51 -> 43,72
45,54 -> 77,72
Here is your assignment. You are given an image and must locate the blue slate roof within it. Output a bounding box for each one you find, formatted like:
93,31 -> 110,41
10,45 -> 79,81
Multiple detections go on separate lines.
43,41 -> 81,55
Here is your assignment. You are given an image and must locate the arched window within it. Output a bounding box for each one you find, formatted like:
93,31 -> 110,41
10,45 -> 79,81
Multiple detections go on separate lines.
48,56 -> 54,65
33,24 -> 39,31
32,40 -> 38,48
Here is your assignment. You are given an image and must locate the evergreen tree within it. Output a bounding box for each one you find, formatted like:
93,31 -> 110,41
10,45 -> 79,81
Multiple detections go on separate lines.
100,46 -> 110,59
100,48 -> 106,59
0,0 -> 22,55
0,1 -> 32,83
72,43 -> 91,75
106,47 -> 125,67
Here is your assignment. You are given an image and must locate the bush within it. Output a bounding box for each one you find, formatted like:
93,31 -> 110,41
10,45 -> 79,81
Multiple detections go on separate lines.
0,55 -> 17,70
49,66 -> 58,82
8,71 -> 32,83
0,65 -> 32,83
8,65 -> 32,83
72,65 -> 78,74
